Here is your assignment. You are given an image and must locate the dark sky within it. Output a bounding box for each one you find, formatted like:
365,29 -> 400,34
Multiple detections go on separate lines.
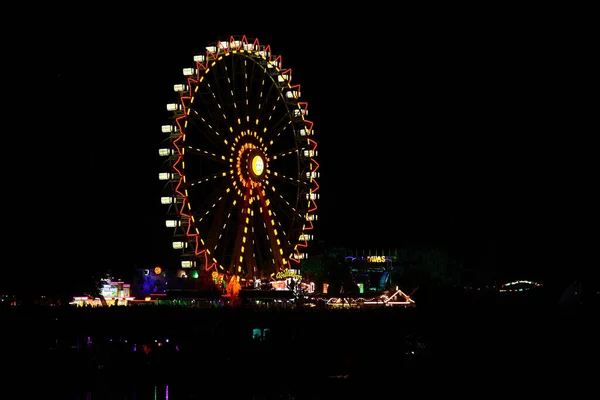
6,9 -> 594,297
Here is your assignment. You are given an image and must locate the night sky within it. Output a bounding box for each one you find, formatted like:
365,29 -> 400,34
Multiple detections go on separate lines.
6,9 -> 593,297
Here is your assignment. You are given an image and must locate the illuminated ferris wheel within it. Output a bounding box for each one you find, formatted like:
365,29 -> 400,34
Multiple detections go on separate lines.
158,35 -> 319,282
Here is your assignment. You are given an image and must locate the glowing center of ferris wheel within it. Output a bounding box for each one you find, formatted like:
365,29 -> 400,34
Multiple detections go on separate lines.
251,155 -> 264,176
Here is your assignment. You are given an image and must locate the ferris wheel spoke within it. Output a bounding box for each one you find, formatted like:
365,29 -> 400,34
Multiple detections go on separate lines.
271,147 -> 299,160
186,110 -> 230,150
250,63 -> 283,132
227,192 -> 255,275
187,184 -> 235,255
256,190 -> 290,272
198,76 -> 233,139
262,183 -> 297,223
216,60 -> 244,135
185,171 -> 228,189
201,189 -> 235,269
248,66 -> 268,127
181,145 -> 228,165
263,115 -> 293,146
226,55 -> 251,132
185,112 -> 231,159
244,59 -> 260,124
264,193 -> 307,263
268,172 -> 302,187
267,177 -> 316,235
240,57 -> 257,131
255,83 -> 283,132
235,57 -> 249,126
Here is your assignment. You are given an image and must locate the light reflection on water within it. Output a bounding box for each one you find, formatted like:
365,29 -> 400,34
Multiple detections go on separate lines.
74,384 -> 170,400
70,381 -> 360,400
72,384 -> 309,400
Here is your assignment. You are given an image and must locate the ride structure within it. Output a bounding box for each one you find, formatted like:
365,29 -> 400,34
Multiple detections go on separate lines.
159,35 -> 319,287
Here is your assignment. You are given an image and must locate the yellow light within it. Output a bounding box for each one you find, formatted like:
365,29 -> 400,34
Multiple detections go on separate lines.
251,155 -> 264,176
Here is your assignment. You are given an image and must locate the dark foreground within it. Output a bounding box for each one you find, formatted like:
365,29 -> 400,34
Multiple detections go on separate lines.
1,293 -> 597,398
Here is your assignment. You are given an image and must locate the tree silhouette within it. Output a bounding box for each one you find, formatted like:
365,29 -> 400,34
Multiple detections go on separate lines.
299,254 -> 326,285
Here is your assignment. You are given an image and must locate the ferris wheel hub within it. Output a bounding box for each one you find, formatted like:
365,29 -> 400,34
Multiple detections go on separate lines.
245,148 -> 267,183
251,154 -> 265,176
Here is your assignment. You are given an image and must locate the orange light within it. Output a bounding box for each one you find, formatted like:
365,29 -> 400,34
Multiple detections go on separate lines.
154,266 -> 162,275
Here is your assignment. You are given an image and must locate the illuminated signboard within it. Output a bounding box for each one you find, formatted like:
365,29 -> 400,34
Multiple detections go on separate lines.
345,255 -> 390,263
367,256 -> 387,263
275,268 -> 302,280
100,284 -> 119,298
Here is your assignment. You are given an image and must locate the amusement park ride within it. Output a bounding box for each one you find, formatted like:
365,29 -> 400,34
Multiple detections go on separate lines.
158,35 -> 319,293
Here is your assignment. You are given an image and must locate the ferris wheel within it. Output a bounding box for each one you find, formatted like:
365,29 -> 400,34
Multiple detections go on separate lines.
159,35 -> 319,282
